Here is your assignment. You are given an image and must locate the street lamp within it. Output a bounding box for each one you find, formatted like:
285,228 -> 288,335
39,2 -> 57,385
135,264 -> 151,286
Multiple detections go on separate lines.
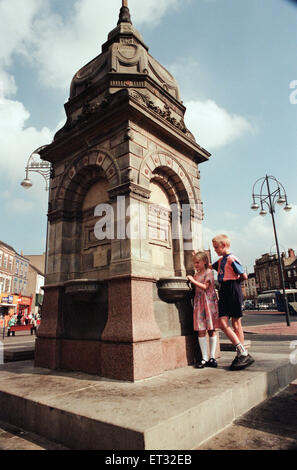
251,175 -> 292,326
21,146 -> 51,191
21,146 -> 52,275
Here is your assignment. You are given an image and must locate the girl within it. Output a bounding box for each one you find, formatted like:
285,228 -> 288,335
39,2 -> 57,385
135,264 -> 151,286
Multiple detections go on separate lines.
187,251 -> 219,368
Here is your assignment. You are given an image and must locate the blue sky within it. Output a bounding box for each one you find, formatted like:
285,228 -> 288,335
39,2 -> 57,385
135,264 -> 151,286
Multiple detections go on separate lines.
0,0 -> 296,272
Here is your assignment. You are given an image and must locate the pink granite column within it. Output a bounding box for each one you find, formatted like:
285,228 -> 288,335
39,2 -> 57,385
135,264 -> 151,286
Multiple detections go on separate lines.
34,283 -> 64,370
101,275 -> 164,381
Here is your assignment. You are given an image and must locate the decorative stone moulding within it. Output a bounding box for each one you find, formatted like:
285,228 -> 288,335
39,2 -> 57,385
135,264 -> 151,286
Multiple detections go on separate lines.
64,279 -> 102,302
156,277 -> 192,304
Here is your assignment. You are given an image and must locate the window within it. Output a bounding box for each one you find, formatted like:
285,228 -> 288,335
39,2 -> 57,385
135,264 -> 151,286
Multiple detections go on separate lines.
9,256 -> 13,272
5,278 -> 10,292
0,251 -> 2,266
15,260 -> 19,274
13,278 -> 18,293
4,254 -> 8,269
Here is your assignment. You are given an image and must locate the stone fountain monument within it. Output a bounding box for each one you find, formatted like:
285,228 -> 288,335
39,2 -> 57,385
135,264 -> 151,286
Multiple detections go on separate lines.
34,1 -> 214,381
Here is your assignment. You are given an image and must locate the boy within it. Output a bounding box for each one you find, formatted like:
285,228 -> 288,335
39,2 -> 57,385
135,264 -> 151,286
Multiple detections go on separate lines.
211,234 -> 254,370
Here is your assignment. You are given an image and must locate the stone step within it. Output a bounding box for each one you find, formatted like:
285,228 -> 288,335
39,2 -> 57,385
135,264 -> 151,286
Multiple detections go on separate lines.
4,349 -> 35,363
0,342 -> 296,450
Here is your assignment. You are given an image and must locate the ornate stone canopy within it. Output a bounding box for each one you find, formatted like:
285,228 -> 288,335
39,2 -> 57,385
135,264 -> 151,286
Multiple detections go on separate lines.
69,2 -> 181,102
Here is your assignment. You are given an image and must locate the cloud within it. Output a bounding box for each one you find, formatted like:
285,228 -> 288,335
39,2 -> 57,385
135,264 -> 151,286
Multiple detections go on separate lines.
203,205 -> 297,273
0,97 -> 53,181
0,0 -> 180,92
0,0 -> 42,65
0,0 -> 180,216
184,99 -> 254,150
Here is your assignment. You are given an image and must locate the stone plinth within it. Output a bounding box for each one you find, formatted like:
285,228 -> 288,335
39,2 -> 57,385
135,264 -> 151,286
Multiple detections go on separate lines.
101,275 -> 163,381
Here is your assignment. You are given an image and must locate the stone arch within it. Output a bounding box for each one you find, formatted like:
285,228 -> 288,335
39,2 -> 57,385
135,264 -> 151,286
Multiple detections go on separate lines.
56,147 -> 121,209
147,162 -> 203,276
49,148 -> 121,282
138,150 -> 198,207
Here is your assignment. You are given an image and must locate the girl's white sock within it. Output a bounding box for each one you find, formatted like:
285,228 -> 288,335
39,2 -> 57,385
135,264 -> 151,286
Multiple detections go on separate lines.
198,336 -> 209,362
209,334 -> 217,359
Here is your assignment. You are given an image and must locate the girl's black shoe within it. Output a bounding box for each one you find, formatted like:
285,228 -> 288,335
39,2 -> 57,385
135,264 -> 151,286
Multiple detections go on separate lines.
195,359 -> 207,369
206,358 -> 217,368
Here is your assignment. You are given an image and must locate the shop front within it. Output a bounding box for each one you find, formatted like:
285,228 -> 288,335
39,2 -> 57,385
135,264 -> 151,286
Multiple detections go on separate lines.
0,293 -> 33,326
0,294 -> 18,327
16,295 -> 33,324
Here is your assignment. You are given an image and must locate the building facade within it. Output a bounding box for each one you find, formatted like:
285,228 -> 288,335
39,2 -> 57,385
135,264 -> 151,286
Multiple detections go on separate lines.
241,273 -> 257,301
0,241 -> 44,323
284,249 -> 297,289
13,251 -> 30,296
254,249 -> 296,292
27,264 -> 45,314
0,241 -> 15,294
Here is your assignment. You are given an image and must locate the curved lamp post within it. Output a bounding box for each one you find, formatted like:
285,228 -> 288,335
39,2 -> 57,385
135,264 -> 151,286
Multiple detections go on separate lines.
20,146 -> 52,275
21,146 -> 51,191
251,175 -> 292,326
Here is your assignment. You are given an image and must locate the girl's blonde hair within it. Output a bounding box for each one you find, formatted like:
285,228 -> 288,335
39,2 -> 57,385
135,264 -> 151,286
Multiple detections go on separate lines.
192,250 -> 210,269
212,234 -> 231,248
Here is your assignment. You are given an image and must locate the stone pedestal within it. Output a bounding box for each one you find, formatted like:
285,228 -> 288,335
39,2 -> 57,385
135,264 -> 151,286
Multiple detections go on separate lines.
101,275 -> 163,381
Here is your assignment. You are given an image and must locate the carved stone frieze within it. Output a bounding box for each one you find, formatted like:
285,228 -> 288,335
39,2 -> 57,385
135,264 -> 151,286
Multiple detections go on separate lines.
128,89 -> 195,141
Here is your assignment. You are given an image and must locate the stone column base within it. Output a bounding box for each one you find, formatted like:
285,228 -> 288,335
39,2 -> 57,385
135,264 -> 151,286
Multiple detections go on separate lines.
35,338 -> 61,370
101,340 -> 164,381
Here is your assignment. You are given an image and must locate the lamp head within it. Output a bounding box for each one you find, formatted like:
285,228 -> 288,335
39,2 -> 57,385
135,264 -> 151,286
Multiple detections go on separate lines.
277,196 -> 286,205
259,208 -> 267,216
20,178 -> 33,189
284,204 -> 292,212
251,202 -> 260,211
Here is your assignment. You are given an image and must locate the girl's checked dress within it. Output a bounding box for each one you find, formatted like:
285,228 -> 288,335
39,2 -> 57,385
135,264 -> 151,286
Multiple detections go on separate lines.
193,269 -> 219,331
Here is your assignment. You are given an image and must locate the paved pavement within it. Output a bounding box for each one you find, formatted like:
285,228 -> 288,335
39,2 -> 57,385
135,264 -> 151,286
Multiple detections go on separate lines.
197,384 -> 297,450
197,315 -> 297,450
0,312 -> 296,451
0,420 -> 68,450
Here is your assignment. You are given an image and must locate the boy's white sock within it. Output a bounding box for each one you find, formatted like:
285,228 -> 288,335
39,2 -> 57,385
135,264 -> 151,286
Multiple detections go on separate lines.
198,336 -> 209,362
236,342 -> 248,356
209,335 -> 217,359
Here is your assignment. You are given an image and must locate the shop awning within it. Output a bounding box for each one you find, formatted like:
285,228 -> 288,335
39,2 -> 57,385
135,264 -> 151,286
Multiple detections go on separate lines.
0,303 -> 17,308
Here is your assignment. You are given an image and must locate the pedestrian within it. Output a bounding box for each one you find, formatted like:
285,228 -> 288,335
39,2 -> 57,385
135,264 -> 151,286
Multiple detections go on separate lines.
7,314 -> 16,337
211,234 -> 255,370
31,314 -> 38,334
187,250 -> 219,368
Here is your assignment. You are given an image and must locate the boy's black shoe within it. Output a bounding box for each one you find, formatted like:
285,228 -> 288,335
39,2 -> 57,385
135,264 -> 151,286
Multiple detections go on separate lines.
206,358 -> 217,368
195,359 -> 207,369
229,354 -> 254,371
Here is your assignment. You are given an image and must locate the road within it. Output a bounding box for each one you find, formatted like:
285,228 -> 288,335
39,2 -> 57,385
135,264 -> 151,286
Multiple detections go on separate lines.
241,309 -> 297,327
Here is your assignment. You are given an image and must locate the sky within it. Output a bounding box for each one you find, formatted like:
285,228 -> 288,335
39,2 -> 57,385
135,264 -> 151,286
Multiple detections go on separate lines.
0,0 -> 296,273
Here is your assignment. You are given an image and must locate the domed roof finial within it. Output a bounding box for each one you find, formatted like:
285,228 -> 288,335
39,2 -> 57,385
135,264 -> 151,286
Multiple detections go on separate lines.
118,0 -> 132,25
